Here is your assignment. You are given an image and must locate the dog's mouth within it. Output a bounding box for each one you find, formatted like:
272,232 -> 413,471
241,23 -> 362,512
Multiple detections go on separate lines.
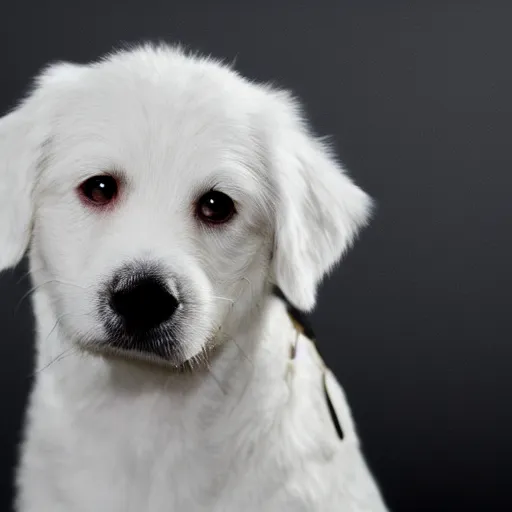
102,323 -> 182,360
81,343 -> 207,372
76,326 -> 221,373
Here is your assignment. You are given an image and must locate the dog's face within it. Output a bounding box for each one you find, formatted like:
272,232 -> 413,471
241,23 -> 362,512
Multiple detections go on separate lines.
0,46 -> 372,366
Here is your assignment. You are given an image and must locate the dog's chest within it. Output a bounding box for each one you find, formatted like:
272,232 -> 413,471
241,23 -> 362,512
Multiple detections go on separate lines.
19,359 -> 384,512
20,400 -> 341,512
21,414 -> 370,512
17,298 -> 387,512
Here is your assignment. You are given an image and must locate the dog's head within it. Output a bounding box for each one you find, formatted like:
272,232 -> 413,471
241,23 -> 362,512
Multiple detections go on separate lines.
0,45 -> 372,366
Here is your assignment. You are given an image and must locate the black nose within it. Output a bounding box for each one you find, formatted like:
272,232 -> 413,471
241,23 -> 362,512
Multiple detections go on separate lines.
110,276 -> 179,332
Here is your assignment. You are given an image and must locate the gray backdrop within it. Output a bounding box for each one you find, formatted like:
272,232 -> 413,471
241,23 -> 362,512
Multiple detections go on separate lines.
1,1 -> 511,511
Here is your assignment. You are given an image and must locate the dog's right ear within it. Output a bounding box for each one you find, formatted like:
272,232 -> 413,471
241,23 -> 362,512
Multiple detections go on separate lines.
0,62 -> 84,272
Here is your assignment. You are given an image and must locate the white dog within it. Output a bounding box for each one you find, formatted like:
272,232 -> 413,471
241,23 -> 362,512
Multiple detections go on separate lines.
0,44 -> 388,511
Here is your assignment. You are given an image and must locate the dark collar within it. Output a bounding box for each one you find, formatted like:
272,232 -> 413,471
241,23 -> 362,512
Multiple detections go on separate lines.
272,285 -> 316,341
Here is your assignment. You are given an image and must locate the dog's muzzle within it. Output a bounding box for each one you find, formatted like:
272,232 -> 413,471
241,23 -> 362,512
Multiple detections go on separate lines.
98,262 -> 182,360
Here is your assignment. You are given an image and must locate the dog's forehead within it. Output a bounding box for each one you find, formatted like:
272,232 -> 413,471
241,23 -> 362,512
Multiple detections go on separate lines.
48,56 -> 266,186
56,58 -> 257,141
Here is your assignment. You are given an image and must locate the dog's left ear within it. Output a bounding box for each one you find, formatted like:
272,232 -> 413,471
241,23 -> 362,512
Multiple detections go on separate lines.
267,91 -> 373,312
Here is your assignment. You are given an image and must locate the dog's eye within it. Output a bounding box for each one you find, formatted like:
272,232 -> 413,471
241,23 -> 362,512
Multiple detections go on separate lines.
196,191 -> 236,224
79,175 -> 118,205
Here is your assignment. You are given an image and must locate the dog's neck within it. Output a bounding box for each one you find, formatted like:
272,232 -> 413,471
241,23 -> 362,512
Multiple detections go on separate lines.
30,282 -> 296,439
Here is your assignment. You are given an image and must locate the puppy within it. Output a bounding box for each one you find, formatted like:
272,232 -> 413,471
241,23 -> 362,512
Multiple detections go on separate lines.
0,44 -> 388,511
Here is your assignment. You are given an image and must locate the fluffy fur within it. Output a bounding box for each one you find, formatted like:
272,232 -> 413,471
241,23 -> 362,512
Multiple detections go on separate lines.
0,44 -> 388,511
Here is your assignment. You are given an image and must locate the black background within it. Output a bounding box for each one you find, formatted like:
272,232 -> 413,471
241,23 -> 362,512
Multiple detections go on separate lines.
1,1 -> 512,511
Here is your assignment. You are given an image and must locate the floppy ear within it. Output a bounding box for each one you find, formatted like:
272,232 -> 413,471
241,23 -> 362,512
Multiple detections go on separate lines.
268,91 -> 373,311
0,63 -> 82,272
0,101 -> 45,271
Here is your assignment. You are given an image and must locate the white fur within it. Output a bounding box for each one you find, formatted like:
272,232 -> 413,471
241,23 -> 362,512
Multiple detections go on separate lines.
0,44 -> 387,511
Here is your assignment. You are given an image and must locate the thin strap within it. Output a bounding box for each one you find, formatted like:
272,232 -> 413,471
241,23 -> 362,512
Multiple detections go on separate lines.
273,285 -> 344,441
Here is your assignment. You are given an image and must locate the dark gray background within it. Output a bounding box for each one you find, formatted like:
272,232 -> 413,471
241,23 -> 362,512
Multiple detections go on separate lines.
1,1 -> 511,511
